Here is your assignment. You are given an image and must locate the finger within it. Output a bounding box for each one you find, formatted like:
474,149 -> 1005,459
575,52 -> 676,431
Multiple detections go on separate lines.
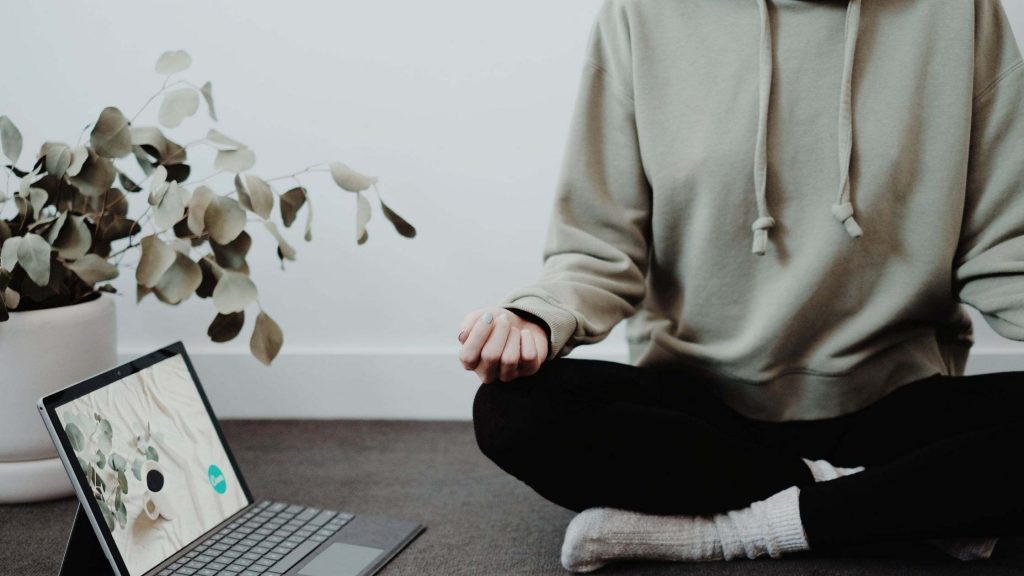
478,313 -> 512,383
529,330 -> 548,371
499,327 -> 521,382
458,309 -> 485,344
520,326 -> 537,364
459,311 -> 496,370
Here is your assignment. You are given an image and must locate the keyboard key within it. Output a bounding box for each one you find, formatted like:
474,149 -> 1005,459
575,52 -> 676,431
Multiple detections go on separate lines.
267,540 -> 320,574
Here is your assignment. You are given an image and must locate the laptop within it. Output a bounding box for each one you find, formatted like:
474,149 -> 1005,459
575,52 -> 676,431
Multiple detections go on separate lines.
38,341 -> 425,576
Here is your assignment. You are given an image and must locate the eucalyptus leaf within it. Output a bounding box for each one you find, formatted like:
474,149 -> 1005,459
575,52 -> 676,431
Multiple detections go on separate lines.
356,191 -> 371,245
147,165 -> 169,206
279,187 -> 306,228
1,236 -> 21,272
212,270 -> 257,314
210,230 -> 251,273
380,200 -> 417,238
95,450 -> 107,470
118,470 -> 128,496
146,446 -> 159,462
244,175 -> 273,219
116,492 -> 127,527
330,162 -> 378,192
110,453 -> 127,472
263,221 -> 296,263
131,458 -> 142,481
158,88 -> 200,129
53,214 -> 92,260
155,50 -> 192,75
16,233 -> 51,286
100,502 -> 115,532
70,148 -> 117,197
208,311 -> 245,343
65,422 -> 84,452
66,145 -> 89,177
97,419 -> 113,454
0,115 -> 22,164
67,254 -> 119,285
153,181 -> 189,231
136,235 -> 176,288
27,187 -> 47,221
214,148 -> 256,173
187,185 -> 214,236
153,252 -> 202,305
234,174 -> 253,211
205,195 -> 246,245
90,107 -> 132,158
40,142 -> 72,179
131,127 -> 187,165
200,81 -> 218,121
206,129 -> 245,149
4,288 -> 20,310
250,311 -> 283,366
118,171 -> 141,192
304,197 -> 313,242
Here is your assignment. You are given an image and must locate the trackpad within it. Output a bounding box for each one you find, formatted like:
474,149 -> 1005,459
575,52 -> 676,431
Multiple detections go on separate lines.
298,542 -> 384,576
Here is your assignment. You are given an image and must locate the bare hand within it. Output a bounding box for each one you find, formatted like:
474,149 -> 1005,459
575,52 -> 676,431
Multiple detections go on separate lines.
458,307 -> 549,384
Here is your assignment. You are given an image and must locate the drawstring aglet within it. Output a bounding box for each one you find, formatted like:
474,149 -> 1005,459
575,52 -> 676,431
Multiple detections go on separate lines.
751,216 -> 776,255
831,201 -> 863,238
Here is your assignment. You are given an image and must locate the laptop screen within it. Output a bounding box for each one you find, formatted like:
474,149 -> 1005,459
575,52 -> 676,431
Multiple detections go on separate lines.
53,352 -> 249,576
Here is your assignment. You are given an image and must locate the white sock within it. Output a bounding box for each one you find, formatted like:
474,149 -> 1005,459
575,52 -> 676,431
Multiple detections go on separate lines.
560,485 -> 809,572
801,457 -> 998,560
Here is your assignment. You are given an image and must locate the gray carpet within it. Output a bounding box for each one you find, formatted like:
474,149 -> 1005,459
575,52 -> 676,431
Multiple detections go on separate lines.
2,420 -> 1023,575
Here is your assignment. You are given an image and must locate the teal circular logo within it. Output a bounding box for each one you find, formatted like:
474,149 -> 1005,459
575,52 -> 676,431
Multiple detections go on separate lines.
208,465 -> 227,494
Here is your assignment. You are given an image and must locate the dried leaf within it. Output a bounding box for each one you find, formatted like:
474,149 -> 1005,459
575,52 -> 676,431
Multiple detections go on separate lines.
90,107 -> 132,158
70,148 -> 117,197
1,237 -> 22,272
380,199 -> 417,238
131,127 -> 187,165
17,233 -> 51,286
53,214 -> 92,260
210,230 -> 251,273
153,252 -> 202,304
136,235 -> 176,288
196,257 -> 218,298
158,88 -> 199,129
187,185 -> 214,236
279,187 -> 306,228
153,181 -> 189,231
205,195 -> 246,245
155,50 -> 192,75
208,311 -> 244,343
147,165 -> 169,206
212,270 -> 257,314
234,174 -> 253,211
4,287 -> 20,310
262,221 -> 296,263
206,128 -> 245,149
66,145 -> 89,177
200,81 -> 218,121
244,175 -> 273,219
250,311 -> 283,366
118,171 -> 141,192
0,115 -> 22,164
330,162 -> 378,192
27,187 -> 47,221
67,254 -> 119,285
40,142 -> 73,179
215,149 -> 256,173
304,197 -> 313,242
356,191 -> 371,245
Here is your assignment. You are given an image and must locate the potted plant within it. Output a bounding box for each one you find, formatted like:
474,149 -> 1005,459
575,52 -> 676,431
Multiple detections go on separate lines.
0,50 -> 416,503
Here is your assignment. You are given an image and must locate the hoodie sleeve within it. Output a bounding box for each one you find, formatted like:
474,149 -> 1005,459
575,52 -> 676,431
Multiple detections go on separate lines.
953,0 -> 1024,340
500,0 -> 652,361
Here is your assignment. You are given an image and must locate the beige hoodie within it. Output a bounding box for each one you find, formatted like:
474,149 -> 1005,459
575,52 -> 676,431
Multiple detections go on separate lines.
501,0 -> 1024,421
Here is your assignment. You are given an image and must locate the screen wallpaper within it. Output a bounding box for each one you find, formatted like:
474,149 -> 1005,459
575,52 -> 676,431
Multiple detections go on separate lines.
55,354 -> 248,576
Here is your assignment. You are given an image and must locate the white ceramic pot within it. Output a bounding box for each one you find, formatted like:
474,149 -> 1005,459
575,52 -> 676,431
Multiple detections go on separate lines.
0,293 -> 117,503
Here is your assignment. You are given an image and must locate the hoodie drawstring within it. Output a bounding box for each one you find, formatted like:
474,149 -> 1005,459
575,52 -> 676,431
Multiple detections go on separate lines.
751,0 -> 863,256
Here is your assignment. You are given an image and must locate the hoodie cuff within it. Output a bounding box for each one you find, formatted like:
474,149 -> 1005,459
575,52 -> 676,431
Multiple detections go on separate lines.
501,295 -> 578,362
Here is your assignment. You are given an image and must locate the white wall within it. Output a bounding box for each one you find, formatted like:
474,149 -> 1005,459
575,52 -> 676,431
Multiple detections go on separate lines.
2,1 -> 1023,419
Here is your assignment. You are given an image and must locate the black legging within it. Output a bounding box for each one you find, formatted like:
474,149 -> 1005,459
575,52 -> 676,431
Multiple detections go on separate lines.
471,357 -> 1024,549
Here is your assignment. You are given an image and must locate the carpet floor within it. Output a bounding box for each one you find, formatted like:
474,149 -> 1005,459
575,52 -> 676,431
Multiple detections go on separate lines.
1,420 -> 1022,575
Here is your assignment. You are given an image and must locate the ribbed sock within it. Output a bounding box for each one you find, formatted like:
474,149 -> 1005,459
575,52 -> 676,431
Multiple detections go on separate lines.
560,485 -> 809,573
801,456 -> 998,561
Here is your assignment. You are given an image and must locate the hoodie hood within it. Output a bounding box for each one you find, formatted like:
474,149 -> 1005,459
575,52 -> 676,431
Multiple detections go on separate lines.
751,0 -> 864,255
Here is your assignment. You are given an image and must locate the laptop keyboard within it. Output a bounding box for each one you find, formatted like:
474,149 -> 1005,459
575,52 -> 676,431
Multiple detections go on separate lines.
157,500 -> 353,576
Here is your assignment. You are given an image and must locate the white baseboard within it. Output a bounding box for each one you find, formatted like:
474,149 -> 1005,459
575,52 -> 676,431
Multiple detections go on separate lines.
118,347 -> 1024,420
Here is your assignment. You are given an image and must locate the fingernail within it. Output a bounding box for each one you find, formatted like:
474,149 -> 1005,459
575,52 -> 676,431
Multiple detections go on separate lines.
482,312 -> 494,325
457,329 -> 465,342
